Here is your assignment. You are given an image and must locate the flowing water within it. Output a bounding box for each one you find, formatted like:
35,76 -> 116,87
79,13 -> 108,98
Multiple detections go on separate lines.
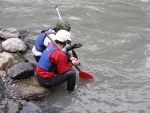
1,0 -> 150,113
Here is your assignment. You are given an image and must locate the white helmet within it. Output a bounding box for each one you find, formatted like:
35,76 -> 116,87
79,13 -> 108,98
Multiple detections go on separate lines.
55,30 -> 71,42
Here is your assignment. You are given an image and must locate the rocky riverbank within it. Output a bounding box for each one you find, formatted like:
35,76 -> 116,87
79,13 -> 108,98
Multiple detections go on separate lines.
0,27 -> 53,113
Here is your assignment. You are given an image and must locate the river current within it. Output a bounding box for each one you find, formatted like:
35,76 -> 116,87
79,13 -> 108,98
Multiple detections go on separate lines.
1,0 -> 150,113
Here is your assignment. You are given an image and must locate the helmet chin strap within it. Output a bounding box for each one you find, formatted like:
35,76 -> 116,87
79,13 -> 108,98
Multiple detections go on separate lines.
55,6 -> 62,20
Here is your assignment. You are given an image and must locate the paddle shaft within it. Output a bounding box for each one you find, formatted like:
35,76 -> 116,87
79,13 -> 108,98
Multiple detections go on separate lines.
55,6 -> 62,20
69,43 -> 78,59
74,65 -> 80,71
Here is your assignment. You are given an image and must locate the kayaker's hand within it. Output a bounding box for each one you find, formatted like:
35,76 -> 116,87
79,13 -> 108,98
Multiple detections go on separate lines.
71,57 -> 80,66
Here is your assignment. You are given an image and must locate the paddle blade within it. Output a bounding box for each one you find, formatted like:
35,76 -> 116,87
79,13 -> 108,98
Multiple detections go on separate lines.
79,70 -> 94,79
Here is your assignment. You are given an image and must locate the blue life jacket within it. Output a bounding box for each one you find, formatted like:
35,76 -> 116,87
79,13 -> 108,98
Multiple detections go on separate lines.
38,45 -> 58,71
35,28 -> 56,52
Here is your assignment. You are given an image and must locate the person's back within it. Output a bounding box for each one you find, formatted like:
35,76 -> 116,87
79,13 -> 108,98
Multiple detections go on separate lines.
36,30 -> 80,91
32,20 -> 71,62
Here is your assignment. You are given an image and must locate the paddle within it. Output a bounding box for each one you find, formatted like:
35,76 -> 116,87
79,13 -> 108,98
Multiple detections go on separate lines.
55,6 -> 78,59
74,65 -> 94,79
45,33 -> 94,79
69,43 -> 78,59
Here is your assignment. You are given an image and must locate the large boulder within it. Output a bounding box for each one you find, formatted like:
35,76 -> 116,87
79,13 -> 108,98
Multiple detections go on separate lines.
7,62 -> 35,79
0,52 -> 14,70
2,38 -> 27,52
17,75 -> 51,100
0,28 -> 20,39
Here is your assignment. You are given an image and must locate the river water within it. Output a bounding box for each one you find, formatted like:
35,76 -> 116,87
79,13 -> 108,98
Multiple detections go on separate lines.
1,0 -> 150,113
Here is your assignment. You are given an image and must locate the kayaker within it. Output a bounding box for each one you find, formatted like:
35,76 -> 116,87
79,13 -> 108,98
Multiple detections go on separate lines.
36,30 -> 80,91
32,19 -> 82,62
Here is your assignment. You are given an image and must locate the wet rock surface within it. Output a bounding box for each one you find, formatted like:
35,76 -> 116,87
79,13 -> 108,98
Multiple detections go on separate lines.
7,62 -> 34,79
20,102 -> 42,113
0,80 -> 4,101
17,75 -> 51,101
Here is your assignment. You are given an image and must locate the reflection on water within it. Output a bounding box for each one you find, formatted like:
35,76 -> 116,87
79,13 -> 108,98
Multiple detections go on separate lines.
1,0 -> 150,112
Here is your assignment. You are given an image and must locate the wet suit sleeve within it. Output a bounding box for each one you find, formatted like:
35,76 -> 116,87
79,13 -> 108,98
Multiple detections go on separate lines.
50,50 -> 73,74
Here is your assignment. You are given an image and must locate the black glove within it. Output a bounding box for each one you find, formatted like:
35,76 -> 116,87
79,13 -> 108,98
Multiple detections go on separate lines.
66,43 -> 83,52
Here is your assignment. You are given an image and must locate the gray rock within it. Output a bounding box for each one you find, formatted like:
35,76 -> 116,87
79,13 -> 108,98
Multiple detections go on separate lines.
0,28 -> 20,39
23,50 -> 37,67
7,99 -> 19,113
20,102 -> 42,113
18,30 -> 29,40
2,38 -> 27,52
23,33 -> 38,50
0,52 -> 14,70
0,109 -> 4,113
7,62 -> 34,79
